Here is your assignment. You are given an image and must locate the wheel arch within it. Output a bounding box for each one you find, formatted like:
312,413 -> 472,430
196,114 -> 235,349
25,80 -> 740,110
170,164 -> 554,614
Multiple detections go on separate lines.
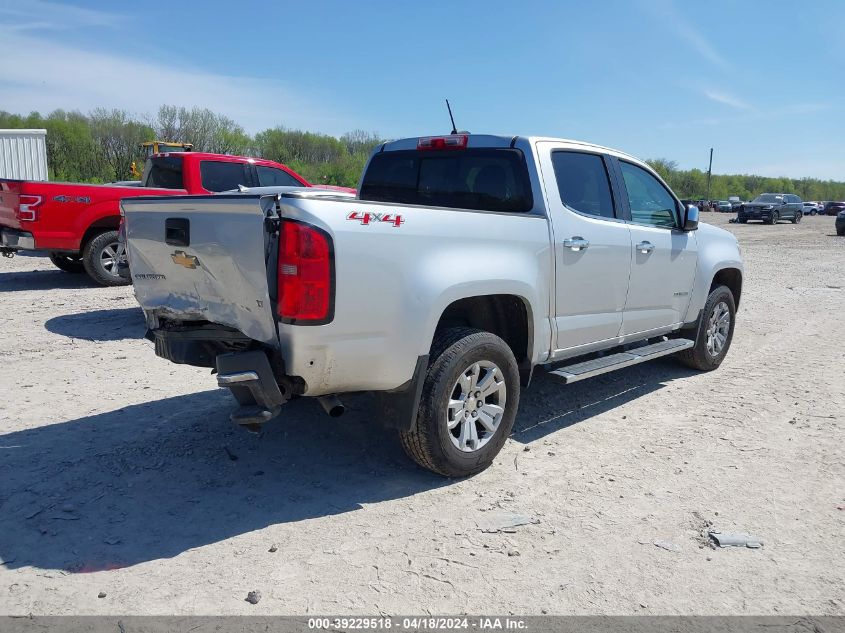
711,267 -> 742,309
80,216 -> 120,251
68,199 -> 121,252
432,293 -> 535,386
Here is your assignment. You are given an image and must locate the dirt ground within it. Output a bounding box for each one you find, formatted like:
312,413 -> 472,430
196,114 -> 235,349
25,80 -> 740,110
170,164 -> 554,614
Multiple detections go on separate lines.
0,213 -> 842,615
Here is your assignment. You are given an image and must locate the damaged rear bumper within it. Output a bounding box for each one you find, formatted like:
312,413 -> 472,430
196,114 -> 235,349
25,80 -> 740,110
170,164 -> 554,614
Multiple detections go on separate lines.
216,350 -> 288,427
149,323 -> 294,427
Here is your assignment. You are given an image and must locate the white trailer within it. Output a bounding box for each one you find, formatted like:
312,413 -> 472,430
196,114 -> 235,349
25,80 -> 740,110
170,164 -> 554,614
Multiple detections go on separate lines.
0,129 -> 49,181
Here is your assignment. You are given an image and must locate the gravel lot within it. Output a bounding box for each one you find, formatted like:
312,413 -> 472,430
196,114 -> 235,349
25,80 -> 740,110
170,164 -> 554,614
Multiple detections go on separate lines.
0,213 -> 842,615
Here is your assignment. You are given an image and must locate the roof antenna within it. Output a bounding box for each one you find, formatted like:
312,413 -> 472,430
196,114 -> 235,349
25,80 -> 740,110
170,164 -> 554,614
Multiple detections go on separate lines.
446,98 -> 458,135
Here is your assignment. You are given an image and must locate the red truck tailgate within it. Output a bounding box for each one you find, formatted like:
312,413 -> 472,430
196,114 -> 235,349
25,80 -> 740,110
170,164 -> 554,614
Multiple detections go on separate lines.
0,180 -> 24,229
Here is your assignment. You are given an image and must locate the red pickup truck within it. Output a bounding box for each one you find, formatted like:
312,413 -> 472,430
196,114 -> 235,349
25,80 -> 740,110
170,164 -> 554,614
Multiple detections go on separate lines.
0,152 -> 349,286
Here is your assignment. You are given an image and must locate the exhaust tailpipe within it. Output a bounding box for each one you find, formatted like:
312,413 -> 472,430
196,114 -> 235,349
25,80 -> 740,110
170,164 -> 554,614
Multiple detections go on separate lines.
317,395 -> 345,417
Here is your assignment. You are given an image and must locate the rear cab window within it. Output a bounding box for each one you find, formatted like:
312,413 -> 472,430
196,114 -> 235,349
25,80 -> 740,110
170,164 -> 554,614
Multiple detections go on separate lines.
142,156 -> 184,189
359,148 -> 533,213
256,165 -> 305,187
200,160 -> 250,192
551,151 -> 616,219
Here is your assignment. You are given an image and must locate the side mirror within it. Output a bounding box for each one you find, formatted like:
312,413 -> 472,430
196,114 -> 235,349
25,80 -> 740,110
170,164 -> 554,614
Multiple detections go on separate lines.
683,204 -> 699,231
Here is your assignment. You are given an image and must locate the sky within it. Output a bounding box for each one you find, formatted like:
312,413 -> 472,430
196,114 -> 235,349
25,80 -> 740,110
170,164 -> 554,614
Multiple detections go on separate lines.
0,0 -> 843,180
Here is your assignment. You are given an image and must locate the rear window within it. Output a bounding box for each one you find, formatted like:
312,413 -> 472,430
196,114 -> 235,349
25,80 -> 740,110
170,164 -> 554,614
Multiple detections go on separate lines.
551,151 -> 615,219
200,161 -> 250,192
142,156 -> 184,189
359,148 -> 533,213
256,165 -> 304,187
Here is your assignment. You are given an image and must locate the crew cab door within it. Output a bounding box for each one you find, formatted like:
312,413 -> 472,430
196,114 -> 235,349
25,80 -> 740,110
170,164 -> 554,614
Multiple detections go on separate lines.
613,159 -> 698,335
537,143 -> 632,355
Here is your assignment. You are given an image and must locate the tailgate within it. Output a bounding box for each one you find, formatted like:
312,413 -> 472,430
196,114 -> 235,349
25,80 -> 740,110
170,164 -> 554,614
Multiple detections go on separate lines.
122,194 -> 279,345
0,180 -> 23,229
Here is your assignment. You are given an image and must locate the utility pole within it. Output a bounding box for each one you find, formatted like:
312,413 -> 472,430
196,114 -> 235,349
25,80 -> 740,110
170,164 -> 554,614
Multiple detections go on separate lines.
706,147 -> 713,201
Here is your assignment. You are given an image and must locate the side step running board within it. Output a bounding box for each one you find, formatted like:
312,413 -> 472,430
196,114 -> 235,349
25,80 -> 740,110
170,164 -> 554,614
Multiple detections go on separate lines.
548,338 -> 694,384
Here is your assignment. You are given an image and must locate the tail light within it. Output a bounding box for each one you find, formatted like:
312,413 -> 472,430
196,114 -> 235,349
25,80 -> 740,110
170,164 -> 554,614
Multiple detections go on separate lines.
417,134 -> 468,150
17,195 -> 42,222
277,220 -> 334,324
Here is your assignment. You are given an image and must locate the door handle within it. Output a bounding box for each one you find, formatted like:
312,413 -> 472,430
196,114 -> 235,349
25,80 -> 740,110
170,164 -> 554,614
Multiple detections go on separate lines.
636,241 -> 655,254
563,236 -> 590,251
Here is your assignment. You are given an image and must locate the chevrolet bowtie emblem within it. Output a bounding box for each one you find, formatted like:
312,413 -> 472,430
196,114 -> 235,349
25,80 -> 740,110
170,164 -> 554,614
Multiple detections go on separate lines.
171,250 -> 199,269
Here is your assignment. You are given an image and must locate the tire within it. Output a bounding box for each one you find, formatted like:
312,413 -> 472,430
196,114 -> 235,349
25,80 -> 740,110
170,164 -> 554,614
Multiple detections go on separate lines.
768,212 -> 779,225
792,212 -> 802,224
676,285 -> 736,371
82,230 -> 130,287
737,217 -> 747,224
48,252 -> 86,274
400,327 -> 520,477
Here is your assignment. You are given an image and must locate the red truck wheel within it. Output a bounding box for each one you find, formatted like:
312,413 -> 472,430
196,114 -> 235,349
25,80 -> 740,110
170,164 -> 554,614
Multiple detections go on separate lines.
82,230 -> 131,287
48,253 -> 86,274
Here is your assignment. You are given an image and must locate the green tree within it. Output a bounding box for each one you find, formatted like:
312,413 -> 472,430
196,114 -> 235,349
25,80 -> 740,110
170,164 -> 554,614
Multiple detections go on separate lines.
89,108 -> 154,181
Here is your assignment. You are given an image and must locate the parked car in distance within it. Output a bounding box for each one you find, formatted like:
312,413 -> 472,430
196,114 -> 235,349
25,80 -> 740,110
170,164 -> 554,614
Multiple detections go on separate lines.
802,202 -> 821,216
122,132 -> 744,477
824,201 -> 845,216
716,200 -> 732,212
737,193 -> 803,224
836,209 -> 845,236
0,152 -> 354,286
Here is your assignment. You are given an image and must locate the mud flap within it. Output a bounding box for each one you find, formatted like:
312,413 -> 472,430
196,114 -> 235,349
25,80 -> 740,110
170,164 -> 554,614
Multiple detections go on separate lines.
374,355 -> 428,431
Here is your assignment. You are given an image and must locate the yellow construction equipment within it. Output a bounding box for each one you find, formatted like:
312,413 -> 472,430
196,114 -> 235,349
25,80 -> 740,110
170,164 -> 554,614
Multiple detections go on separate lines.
131,141 -> 193,179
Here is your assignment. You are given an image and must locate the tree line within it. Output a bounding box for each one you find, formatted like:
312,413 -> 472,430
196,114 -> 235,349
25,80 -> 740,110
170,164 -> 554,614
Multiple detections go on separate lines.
646,158 -> 845,203
0,106 -> 383,187
1,106 -> 843,198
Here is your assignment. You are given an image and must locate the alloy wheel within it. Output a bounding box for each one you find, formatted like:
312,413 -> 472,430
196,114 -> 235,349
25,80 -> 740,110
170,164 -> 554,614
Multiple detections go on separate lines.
99,241 -> 125,278
446,360 -> 507,452
705,301 -> 731,357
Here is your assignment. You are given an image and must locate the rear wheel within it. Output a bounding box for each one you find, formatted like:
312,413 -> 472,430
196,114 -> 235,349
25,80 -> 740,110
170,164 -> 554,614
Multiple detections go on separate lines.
792,211 -> 802,224
400,327 -> 520,477
82,230 -> 130,287
48,252 -> 85,274
676,285 -> 736,371
737,217 -> 747,224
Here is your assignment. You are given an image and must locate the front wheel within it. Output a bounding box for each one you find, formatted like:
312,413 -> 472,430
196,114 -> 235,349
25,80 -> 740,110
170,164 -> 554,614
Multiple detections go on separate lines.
676,285 -> 736,371
48,252 -> 85,274
768,212 -> 779,225
400,327 -> 520,477
82,230 -> 131,287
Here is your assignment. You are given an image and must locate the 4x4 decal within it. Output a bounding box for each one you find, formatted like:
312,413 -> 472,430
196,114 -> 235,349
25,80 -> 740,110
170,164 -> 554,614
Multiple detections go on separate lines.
346,211 -> 405,227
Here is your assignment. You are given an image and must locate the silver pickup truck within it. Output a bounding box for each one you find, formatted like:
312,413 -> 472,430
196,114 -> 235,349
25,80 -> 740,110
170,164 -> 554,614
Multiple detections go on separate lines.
122,133 -> 743,477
